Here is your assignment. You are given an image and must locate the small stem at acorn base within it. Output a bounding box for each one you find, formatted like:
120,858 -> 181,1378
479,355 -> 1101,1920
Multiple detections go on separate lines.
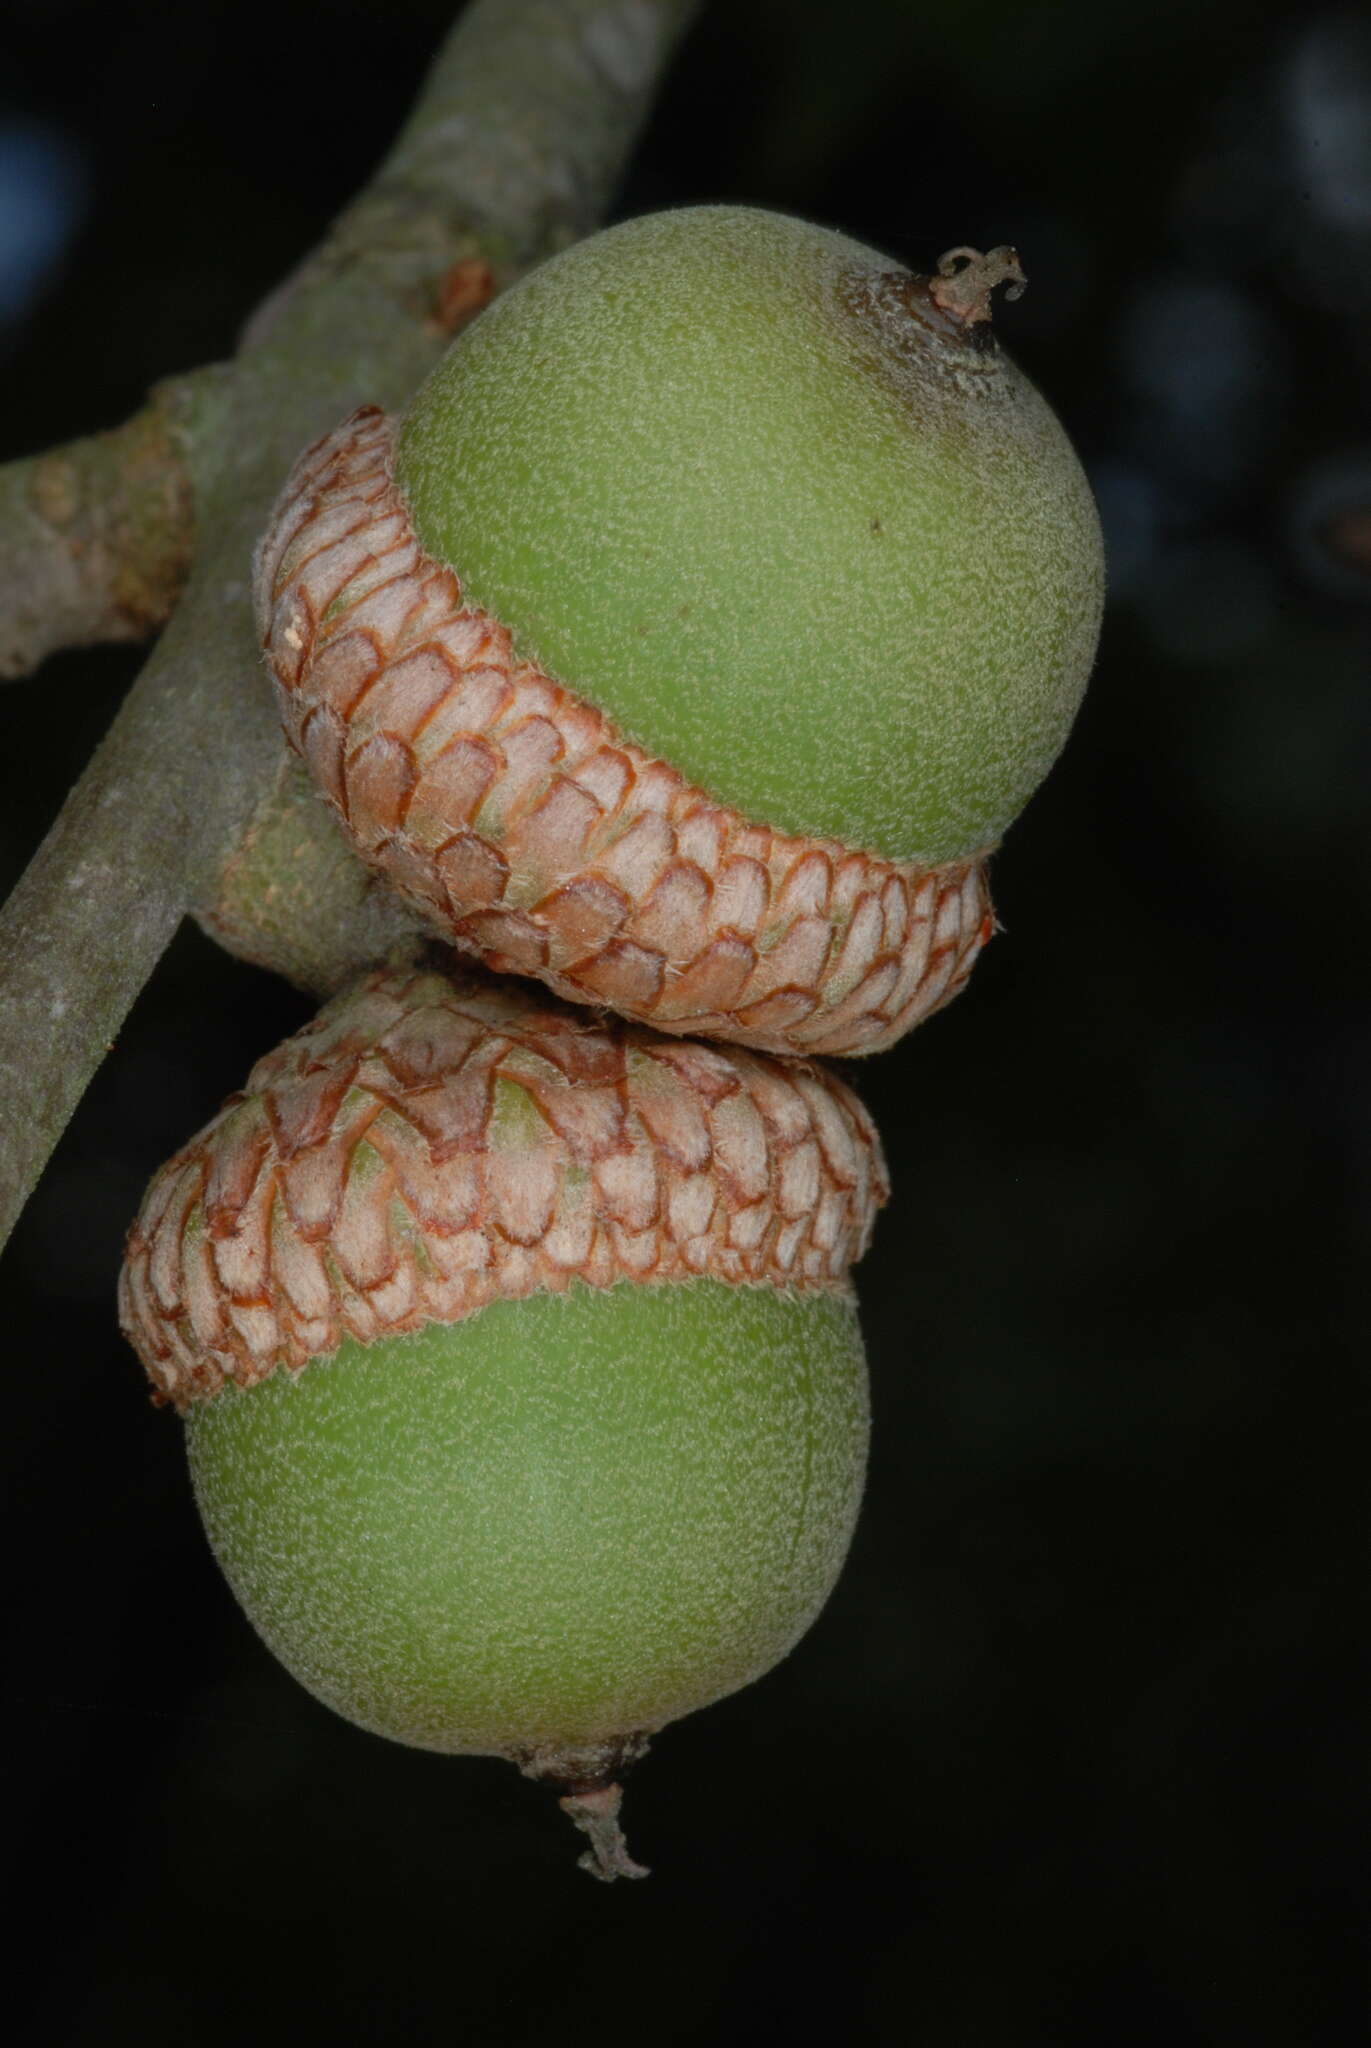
931,244 -> 1027,328
559,1783 -> 650,1883
514,1730 -> 652,1881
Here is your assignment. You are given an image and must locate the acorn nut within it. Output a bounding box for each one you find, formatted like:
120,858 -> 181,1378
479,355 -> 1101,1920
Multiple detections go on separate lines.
256,206 -> 1104,1058
119,965 -> 885,1879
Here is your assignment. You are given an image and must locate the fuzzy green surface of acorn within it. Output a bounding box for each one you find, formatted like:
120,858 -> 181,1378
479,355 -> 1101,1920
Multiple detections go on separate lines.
397,205 -> 1104,867
188,1283 -> 867,1759
121,966 -> 885,1877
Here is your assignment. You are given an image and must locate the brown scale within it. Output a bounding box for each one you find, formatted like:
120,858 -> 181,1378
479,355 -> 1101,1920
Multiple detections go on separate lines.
119,965 -> 889,1410
253,409 -> 994,1060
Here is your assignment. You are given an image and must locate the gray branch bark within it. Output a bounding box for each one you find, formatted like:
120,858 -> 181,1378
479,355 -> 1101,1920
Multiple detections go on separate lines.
0,0 -> 701,1252
0,374 -> 213,680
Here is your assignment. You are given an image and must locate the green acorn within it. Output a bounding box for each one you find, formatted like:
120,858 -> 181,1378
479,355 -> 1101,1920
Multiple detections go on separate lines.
257,207 -> 1103,1057
120,966 -> 884,1878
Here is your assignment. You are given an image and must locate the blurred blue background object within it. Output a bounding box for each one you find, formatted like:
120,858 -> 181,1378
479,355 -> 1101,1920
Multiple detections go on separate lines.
0,116 -> 85,336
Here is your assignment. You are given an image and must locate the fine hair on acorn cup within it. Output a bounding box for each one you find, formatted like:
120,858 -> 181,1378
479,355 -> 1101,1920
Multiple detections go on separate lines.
122,203 -> 1102,1880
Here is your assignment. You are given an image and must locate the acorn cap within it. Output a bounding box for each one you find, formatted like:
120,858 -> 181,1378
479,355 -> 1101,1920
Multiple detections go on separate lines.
254,409 -> 992,1060
120,964 -> 888,1412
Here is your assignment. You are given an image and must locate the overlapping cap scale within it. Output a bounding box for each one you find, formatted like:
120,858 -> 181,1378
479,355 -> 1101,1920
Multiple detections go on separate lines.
254,409 -> 993,1059
120,965 -> 888,1411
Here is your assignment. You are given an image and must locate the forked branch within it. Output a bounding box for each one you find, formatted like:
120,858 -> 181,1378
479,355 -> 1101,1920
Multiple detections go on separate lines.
0,0 -> 701,1253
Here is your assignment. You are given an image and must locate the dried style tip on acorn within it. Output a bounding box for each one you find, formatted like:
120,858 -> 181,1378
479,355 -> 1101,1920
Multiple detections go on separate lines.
120,965 -> 884,1879
255,206 -> 1103,1058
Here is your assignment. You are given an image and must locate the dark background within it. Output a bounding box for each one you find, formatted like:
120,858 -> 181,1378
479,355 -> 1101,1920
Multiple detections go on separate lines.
1,1 -> 1365,2041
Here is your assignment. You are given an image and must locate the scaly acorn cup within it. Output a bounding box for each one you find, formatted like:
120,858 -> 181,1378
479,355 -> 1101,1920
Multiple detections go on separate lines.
119,964 -> 885,1879
255,206 -> 1104,1058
